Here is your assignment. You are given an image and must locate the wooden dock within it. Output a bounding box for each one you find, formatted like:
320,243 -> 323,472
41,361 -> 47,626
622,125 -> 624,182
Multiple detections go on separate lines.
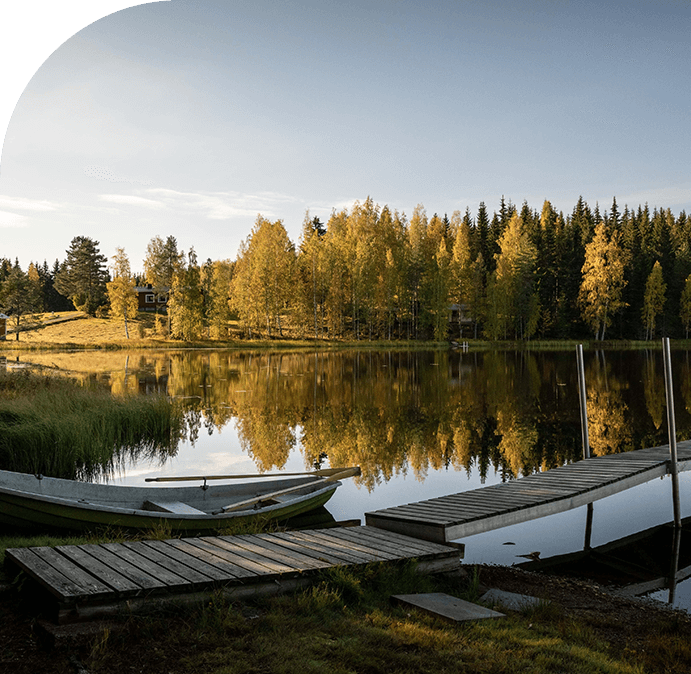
4,526 -> 461,624
365,441 -> 691,544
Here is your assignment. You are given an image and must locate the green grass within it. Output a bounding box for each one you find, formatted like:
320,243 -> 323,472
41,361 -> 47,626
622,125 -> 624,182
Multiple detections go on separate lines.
68,562 -> 646,674
0,367 -> 184,479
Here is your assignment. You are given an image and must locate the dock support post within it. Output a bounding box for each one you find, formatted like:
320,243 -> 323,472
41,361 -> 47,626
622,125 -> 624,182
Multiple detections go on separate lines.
577,345 -> 594,549
669,524 -> 682,605
576,345 -> 590,460
662,337 -> 681,528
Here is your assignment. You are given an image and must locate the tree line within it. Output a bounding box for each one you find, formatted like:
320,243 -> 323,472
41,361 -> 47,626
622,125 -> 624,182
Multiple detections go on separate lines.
2,195 -> 691,341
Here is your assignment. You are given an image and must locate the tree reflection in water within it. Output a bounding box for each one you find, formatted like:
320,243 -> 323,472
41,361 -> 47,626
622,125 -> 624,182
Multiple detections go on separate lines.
12,348 -> 691,488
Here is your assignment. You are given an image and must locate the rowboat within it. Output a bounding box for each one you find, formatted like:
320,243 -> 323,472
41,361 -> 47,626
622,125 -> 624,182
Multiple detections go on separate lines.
0,467 -> 358,533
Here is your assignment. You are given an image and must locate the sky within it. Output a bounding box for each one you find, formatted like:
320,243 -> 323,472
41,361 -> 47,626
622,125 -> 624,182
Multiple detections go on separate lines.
1,0 -> 690,272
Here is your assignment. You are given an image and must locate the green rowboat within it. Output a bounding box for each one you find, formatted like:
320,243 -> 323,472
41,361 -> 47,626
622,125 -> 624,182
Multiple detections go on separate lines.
0,468 -> 352,533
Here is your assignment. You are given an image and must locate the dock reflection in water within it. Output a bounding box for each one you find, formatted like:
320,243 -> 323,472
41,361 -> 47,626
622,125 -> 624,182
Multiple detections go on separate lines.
518,515 -> 691,610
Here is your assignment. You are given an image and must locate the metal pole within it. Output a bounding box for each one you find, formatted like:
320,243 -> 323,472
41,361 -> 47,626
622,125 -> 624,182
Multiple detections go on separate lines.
662,337 -> 681,528
577,345 -> 595,549
669,524 -> 682,605
584,503 -> 594,550
576,345 -> 590,459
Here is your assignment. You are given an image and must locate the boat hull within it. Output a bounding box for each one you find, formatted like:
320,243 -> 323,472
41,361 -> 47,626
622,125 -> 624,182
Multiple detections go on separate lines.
0,470 -> 339,534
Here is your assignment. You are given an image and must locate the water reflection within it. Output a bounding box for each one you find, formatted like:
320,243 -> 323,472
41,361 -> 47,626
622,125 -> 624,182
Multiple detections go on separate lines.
10,348 -> 691,487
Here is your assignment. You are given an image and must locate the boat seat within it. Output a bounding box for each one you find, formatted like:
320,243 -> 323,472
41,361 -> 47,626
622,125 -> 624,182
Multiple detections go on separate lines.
143,500 -> 206,515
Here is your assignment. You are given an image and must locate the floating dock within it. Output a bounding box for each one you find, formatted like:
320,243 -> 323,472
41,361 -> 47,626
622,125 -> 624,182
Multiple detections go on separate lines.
365,441 -> 691,543
4,526 -> 461,624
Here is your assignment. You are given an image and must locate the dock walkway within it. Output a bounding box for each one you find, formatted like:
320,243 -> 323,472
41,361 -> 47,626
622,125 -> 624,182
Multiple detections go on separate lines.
365,441 -> 691,544
5,526 -> 460,624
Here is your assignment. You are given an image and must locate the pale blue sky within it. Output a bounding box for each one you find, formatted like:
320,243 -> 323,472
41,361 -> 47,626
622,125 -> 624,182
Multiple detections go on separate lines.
1,0 -> 690,270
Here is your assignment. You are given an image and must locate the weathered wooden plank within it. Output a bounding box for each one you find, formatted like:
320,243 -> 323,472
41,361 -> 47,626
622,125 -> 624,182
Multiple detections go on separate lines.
6,547 -> 110,602
349,527 -> 455,557
366,444 -> 678,543
258,532 -> 358,565
212,535 -> 323,572
427,493 -> 559,509
100,543 -> 188,588
323,527 -> 425,560
367,460 -> 670,543
307,529 -> 400,561
55,545 -> 142,595
354,526 -> 458,557
427,492 -> 546,506
141,540 -> 236,583
75,545 -> 165,590
376,506 -> 492,525
379,501 -> 521,520
270,531 -> 373,565
181,537 -> 290,576
240,534 -> 336,568
288,531 -> 391,563
164,539 -> 254,580
122,541 -> 219,587
361,507 -> 455,525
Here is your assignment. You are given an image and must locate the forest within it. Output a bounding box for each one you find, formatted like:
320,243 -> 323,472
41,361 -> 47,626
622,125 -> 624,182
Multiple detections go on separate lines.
2,195 -> 691,342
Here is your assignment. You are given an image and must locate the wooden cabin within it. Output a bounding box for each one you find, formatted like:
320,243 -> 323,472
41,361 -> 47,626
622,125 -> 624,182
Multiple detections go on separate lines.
135,286 -> 168,313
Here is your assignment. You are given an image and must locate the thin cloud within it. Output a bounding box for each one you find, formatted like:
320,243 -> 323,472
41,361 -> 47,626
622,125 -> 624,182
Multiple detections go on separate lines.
99,194 -> 166,209
0,196 -> 58,212
145,188 -> 302,220
84,165 -> 152,186
0,210 -> 29,228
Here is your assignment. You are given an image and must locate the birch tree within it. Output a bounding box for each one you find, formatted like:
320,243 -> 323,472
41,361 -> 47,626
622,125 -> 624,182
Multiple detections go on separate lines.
578,223 -> 627,340
106,247 -> 138,339
489,212 -> 538,340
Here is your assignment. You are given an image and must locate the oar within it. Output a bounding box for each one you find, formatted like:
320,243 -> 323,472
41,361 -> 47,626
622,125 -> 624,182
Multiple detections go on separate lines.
145,466 -> 357,483
219,466 -> 360,513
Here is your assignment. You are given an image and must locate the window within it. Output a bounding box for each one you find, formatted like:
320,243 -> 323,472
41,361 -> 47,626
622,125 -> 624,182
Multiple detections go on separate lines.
145,294 -> 155,303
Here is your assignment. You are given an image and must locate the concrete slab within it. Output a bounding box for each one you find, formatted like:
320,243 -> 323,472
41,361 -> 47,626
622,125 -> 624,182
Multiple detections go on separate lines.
480,588 -> 545,612
392,592 -> 505,623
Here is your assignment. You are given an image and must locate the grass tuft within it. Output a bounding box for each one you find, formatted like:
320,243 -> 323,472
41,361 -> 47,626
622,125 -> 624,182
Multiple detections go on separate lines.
0,367 -> 184,479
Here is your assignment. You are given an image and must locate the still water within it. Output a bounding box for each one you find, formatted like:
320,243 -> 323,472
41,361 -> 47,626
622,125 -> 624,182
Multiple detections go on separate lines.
10,347 -> 691,609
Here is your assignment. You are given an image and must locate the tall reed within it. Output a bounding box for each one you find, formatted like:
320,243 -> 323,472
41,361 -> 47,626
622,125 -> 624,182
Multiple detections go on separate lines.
0,368 -> 183,479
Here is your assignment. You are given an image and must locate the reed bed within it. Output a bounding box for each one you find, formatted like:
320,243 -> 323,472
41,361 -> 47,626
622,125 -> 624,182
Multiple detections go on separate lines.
0,367 -> 183,479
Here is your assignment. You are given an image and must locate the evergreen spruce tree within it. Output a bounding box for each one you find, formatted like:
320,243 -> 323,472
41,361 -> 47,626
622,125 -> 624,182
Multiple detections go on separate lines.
0,263 -> 41,339
642,261 -> 666,340
680,274 -> 691,339
54,236 -> 108,315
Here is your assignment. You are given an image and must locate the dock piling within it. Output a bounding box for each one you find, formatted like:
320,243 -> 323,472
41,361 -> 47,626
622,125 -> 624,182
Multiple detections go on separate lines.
662,337 -> 681,528
576,344 -> 590,460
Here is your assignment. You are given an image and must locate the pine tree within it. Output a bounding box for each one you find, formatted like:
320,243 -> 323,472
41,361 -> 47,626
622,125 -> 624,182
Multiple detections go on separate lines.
475,202 -> 490,274
642,261 -> 666,339
54,236 -> 108,315
680,275 -> 691,339
0,263 -> 41,340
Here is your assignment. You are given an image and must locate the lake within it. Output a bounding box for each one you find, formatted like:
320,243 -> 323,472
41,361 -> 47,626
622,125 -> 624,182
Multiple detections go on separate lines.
6,346 -> 691,610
